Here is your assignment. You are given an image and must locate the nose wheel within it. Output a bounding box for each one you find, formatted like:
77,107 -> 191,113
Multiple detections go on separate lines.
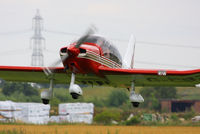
69,73 -> 83,99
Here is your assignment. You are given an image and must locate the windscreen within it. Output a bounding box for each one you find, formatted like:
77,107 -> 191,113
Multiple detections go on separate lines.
83,35 -> 122,65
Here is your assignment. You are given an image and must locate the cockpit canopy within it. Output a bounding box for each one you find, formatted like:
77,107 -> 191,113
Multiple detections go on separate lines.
83,35 -> 122,65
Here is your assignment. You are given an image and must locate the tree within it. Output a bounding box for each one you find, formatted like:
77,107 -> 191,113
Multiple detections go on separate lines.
106,89 -> 128,107
154,87 -> 177,99
2,82 -> 19,96
2,82 -> 39,96
139,87 -> 177,110
20,83 -> 39,96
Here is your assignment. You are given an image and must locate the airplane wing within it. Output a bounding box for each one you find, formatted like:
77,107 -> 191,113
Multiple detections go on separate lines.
0,66 -> 106,85
99,66 -> 200,87
0,66 -> 69,84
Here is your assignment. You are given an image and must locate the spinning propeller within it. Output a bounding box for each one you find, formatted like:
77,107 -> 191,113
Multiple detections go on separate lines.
40,26 -> 97,104
43,25 -> 97,77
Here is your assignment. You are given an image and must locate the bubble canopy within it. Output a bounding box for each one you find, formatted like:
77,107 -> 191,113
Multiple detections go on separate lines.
82,35 -> 122,65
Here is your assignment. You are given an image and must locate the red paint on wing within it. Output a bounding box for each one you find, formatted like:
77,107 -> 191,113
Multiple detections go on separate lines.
0,66 -> 65,73
98,66 -> 200,75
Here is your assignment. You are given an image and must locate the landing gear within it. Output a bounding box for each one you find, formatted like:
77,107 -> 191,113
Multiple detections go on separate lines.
69,73 -> 83,99
129,81 -> 144,108
132,102 -> 140,107
42,99 -> 50,105
71,93 -> 80,99
40,79 -> 54,105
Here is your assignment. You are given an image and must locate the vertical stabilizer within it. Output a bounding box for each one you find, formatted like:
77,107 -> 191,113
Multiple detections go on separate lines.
122,34 -> 136,69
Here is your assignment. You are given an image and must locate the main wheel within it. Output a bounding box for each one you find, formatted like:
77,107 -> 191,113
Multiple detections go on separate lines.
132,102 -> 140,107
42,99 -> 49,105
71,93 -> 79,99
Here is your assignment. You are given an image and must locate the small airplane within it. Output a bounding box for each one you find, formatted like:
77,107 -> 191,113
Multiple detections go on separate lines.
0,28 -> 200,107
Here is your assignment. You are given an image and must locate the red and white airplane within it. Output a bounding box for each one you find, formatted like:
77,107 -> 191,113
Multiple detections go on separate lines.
0,29 -> 200,107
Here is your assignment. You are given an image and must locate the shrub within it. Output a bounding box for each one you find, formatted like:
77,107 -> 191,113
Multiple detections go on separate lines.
125,116 -> 141,125
182,110 -> 195,120
106,89 -> 128,107
94,110 -> 120,124
171,114 -> 179,121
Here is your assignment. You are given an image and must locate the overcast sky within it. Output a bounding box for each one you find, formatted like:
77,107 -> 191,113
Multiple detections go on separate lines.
0,0 -> 199,70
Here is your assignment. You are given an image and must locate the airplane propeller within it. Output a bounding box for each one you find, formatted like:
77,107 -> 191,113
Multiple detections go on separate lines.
43,53 -> 69,77
75,25 -> 97,48
41,26 -> 97,104
43,25 -> 97,77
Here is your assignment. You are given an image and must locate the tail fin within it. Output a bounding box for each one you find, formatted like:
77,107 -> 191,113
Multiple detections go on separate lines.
122,34 -> 136,69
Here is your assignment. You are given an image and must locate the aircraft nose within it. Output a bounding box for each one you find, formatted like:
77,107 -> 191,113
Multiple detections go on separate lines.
67,46 -> 80,56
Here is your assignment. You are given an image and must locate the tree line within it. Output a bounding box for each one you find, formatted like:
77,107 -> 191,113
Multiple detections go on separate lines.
0,81 -> 177,111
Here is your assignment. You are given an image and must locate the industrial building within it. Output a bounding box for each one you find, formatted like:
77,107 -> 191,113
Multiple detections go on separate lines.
161,99 -> 200,113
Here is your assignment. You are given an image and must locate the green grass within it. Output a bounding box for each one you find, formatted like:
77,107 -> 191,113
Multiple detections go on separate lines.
0,129 -> 25,134
83,86 -> 119,100
55,86 -> 200,101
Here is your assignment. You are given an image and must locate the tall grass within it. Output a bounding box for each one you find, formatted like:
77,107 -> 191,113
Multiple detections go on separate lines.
0,129 -> 25,134
0,125 -> 200,134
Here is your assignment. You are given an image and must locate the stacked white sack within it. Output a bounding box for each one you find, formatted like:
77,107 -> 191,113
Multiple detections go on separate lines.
0,101 -> 17,121
15,103 -> 50,124
58,103 -> 94,124
59,103 -> 94,115
0,101 -> 50,124
49,116 -> 60,123
65,114 -> 93,124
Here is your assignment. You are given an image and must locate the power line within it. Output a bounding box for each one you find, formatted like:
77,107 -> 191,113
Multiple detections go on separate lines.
137,41 -> 200,49
135,60 -> 199,69
1,27 -> 200,50
43,29 -> 200,49
43,29 -> 80,36
0,49 -> 30,56
0,29 -> 31,35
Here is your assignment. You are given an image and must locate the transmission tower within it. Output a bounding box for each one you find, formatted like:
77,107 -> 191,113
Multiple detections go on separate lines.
30,9 -> 45,66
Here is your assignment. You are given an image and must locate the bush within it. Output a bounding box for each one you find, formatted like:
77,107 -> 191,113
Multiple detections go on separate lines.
2,82 -> 39,96
182,111 -> 195,120
94,110 -> 120,124
171,114 -> 179,121
106,89 -> 128,107
90,97 -> 105,107
125,116 -> 141,125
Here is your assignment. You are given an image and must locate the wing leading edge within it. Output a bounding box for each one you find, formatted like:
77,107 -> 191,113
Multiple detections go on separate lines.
99,67 -> 200,87
0,66 -> 107,85
0,66 -> 69,84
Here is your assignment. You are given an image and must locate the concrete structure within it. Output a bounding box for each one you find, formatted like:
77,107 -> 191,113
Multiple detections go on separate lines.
161,99 -> 200,113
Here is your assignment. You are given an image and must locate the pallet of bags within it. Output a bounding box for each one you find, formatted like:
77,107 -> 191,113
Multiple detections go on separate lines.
14,103 -> 50,124
59,103 -> 94,115
0,101 -> 18,121
58,103 -> 94,124
66,113 -> 93,124
0,101 -> 50,124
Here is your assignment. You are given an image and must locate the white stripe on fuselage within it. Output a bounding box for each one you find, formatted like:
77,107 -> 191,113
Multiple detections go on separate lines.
78,50 -> 121,68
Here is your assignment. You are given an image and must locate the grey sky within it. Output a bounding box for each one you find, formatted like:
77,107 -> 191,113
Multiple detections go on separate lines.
0,0 -> 199,70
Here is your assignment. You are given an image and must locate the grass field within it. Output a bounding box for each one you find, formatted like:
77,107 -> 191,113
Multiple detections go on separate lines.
83,86 -> 200,100
0,125 -> 200,134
